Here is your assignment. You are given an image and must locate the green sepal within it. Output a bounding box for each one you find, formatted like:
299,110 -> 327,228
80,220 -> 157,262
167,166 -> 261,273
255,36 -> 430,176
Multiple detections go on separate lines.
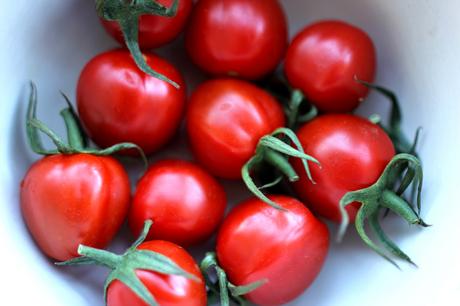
257,75 -> 318,130
357,79 -> 421,155
200,252 -> 266,306
241,127 -> 319,210
95,0 -> 180,88
58,220 -> 199,306
26,83 -> 148,169
338,153 -> 428,267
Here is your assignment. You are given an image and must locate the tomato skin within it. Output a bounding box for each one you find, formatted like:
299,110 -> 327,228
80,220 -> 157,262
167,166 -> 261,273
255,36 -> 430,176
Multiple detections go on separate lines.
292,114 -> 395,222
186,0 -> 288,79
129,160 -> 227,246
20,154 -> 130,261
77,49 -> 186,156
217,195 -> 329,306
101,0 -> 193,49
107,240 -> 207,306
186,78 -> 285,179
285,20 -> 376,113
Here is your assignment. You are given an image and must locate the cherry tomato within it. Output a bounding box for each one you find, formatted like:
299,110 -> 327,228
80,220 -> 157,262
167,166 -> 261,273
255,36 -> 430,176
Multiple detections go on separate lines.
285,20 -> 377,112
217,195 -> 329,305
101,0 -> 193,50
186,78 -> 285,179
130,159 -> 227,246
77,49 -> 186,156
107,240 -> 207,306
20,154 -> 130,261
186,0 -> 288,79
292,114 -> 395,222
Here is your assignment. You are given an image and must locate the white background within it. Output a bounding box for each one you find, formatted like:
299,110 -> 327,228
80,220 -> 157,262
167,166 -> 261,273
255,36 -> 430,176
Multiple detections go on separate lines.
1,0 -> 459,305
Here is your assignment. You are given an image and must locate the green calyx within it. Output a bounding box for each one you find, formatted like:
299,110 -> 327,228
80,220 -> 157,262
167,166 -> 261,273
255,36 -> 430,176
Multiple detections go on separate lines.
27,82 -> 148,167
200,252 -> 267,306
58,220 -> 199,306
258,75 -> 318,130
242,127 -> 320,210
96,0 -> 180,88
357,79 -> 422,155
338,153 -> 429,268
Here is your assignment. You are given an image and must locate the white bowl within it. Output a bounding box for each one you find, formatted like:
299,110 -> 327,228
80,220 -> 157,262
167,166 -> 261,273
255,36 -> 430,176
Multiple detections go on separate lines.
1,0 -> 459,305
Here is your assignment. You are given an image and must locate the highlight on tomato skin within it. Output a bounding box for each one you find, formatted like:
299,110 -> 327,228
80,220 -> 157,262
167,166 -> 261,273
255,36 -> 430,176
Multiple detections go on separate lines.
291,114 -> 396,222
186,78 -> 285,179
129,159 -> 227,247
107,240 -> 207,306
285,20 -> 377,113
216,195 -> 330,306
101,0 -> 193,50
186,0 -> 288,80
77,49 -> 186,156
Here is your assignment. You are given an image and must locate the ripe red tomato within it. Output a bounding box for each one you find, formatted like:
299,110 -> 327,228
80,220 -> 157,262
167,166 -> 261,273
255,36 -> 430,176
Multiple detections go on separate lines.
107,240 -> 207,306
20,154 -> 130,261
130,159 -> 227,246
186,0 -> 288,79
77,49 -> 186,156
217,195 -> 329,306
101,0 -> 193,50
186,78 -> 285,179
285,20 -> 377,113
292,114 -> 395,222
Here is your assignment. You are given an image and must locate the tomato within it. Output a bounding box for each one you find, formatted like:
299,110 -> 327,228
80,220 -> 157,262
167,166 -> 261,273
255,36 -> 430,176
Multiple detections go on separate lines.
216,195 -> 329,306
285,20 -> 377,113
77,49 -> 186,156
292,114 -> 395,222
186,78 -> 285,179
101,0 -> 193,50
20,154 -> 130,261
186,0 -> 288,79
107,240 -> 207,306
130,159 -> 227,246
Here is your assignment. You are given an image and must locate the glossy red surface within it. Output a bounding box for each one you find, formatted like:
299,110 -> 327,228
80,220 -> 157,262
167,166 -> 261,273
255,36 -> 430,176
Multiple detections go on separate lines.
20,154 -> 130,261
130,160 -> 227,246
285,20 -> 376,112
292,114 -> 395,222
77,49 -> 186,155
186,78 -> 285,179
186,0 -> 288,79
107,240 -> 207,306
217,195 -> 329,306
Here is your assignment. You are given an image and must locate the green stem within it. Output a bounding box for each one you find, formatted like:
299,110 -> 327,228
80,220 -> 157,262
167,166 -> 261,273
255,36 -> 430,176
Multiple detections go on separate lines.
96,0 -> 180,87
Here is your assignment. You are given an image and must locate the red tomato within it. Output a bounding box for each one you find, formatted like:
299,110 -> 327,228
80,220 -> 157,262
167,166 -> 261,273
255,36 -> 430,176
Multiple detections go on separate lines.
77,49 -> 186,156
285,20 -> 377,113
186,78 -> 285,179
130,160 -> 227,246
217,195 -> 329,306
186,0 -> 288,79
20,154 -> 130,261
292,114 -> 395,222
107,240 -> 207,306
101,0 -> 193,49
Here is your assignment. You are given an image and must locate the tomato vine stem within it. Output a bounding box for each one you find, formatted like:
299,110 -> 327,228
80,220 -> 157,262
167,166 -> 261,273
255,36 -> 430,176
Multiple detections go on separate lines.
338,153 -> 428,267
58,220 -> 199,306
95,0 -> 180,87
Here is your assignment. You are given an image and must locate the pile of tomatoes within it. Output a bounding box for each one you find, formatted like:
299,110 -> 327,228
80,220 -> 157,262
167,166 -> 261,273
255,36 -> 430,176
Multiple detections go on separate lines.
19,1 -> 427,305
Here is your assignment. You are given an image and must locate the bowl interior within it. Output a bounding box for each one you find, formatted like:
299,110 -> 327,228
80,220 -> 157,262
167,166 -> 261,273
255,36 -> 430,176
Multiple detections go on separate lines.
1,0 -> 459,305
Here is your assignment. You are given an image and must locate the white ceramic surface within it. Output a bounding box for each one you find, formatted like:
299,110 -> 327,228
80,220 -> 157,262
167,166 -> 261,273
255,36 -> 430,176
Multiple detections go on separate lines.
1,0 -> 460,305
